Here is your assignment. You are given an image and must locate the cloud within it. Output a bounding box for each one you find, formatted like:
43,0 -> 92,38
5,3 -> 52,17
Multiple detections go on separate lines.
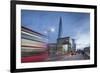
71,16 -> 90,50
75,32 -> 90,50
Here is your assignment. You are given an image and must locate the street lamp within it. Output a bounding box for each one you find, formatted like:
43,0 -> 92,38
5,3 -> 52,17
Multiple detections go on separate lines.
44,27 -> 55,57
44,27 -> 55,42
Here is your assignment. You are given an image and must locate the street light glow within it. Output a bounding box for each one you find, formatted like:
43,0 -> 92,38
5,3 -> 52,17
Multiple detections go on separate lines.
44,31 -> 48,34
44,27 -> 55,34
50,28 -> 55,32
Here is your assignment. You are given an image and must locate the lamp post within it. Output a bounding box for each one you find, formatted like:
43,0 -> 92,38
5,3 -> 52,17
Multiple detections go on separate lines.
44,27 -> 55,57
44,27 -> 55,42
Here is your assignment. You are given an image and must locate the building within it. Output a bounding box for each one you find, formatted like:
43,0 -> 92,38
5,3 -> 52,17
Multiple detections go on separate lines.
21,26 -> 48,63
71,39 -> 76,51
48,43 -> 57,57
57,37 -> 76,55
83,46 -> 90,59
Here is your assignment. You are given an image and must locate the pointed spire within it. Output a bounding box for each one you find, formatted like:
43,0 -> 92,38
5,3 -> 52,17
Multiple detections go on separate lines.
58,17 -> 62,39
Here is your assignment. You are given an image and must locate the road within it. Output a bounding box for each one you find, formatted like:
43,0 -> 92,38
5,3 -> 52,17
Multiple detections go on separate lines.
47,53 -> 89,61
61,53 -> 87,61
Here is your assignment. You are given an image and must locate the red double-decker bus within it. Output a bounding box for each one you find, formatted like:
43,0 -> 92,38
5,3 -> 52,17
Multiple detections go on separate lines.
21,26 -> 49,63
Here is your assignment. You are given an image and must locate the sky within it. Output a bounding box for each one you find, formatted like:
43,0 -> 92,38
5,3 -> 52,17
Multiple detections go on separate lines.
21,10 -> 90,49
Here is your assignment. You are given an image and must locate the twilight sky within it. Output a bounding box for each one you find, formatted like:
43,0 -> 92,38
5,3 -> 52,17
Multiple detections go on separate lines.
21,10 -> 90,49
